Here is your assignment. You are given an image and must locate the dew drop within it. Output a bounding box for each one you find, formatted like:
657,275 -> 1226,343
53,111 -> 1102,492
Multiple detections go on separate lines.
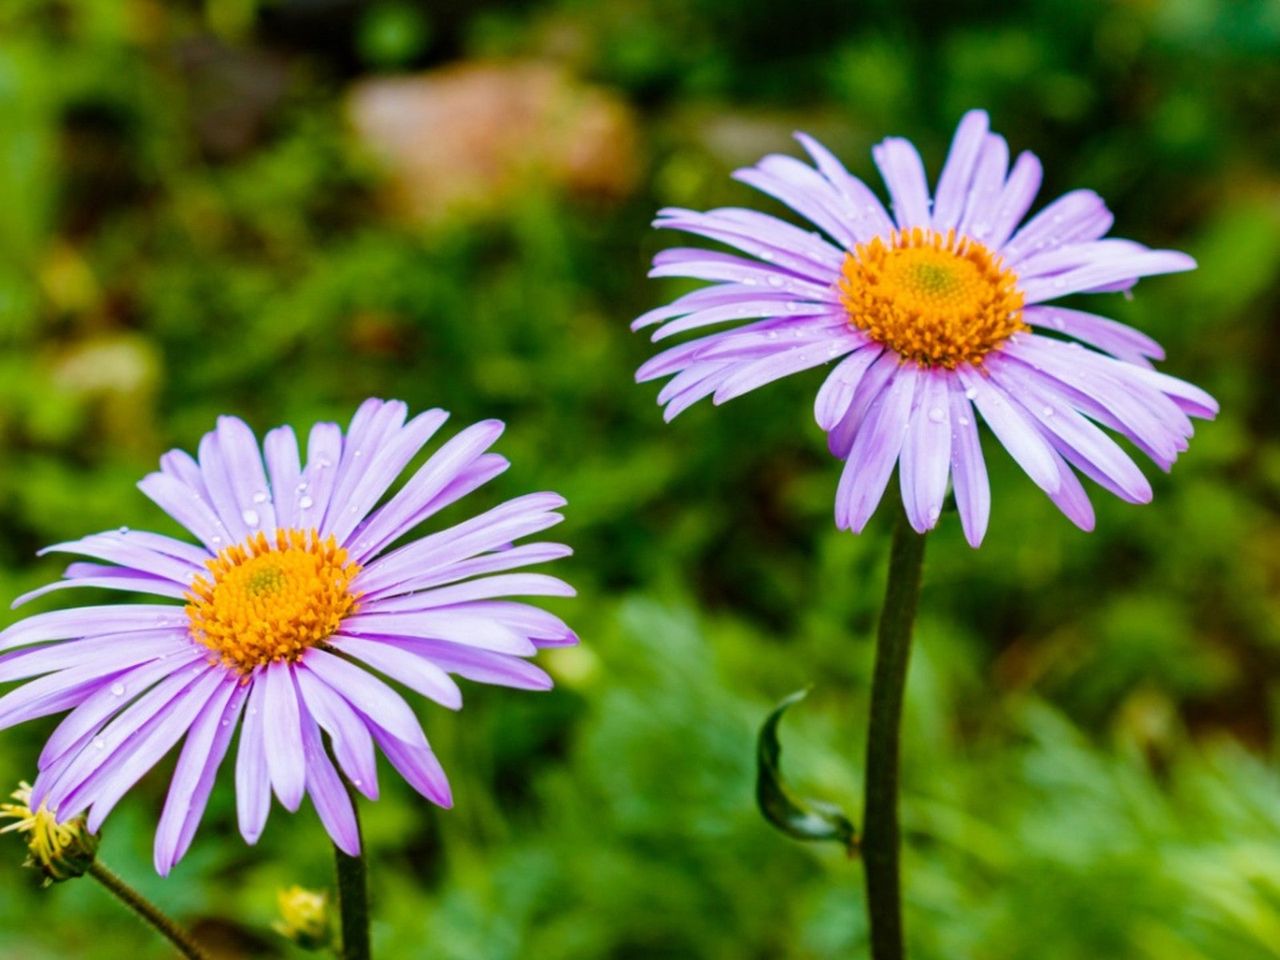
110,683 -> 126,697
93,737 -> 107,750
352,779 -> 363,788
767,275 -> 783,287
353,450 -> 363,459
117,526 -> 130,535
241,509 -> 260,527
296,481 -> 309,493
964,387 -> 978,400
252,491 -> 268,504
928,407 -> 945,423
959,415 -> 971,427
318,458 -> 332,469
299,496 -> 314,509
211,535 -> 223,544
1042,406 -> 1055,417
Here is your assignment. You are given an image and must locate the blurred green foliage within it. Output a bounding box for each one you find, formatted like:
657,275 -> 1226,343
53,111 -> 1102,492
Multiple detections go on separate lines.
0,0 -> 1277,957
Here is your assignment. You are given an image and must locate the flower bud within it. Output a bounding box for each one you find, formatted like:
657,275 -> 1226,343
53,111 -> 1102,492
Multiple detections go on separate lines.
0,782 -> 100,885
273,885 -> 331,950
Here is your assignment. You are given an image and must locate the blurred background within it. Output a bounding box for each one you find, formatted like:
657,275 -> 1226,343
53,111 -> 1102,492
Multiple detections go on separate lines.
0,0 -> 1277,957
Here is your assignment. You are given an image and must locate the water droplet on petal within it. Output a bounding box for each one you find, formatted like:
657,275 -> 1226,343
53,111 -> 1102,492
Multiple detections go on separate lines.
110,683 -> 125,697
93,737 -> 107,750
1042,406 -> 1054,417
928,407 -> 945,423
958,415 -> 971,427
767,275 -> 783,287
241,509 -> 260,527
964,387 -> 978,400
117,526 -> 130,535
299,496 -> 314,509
252,491 -> 268,504
296,482 -> 309,493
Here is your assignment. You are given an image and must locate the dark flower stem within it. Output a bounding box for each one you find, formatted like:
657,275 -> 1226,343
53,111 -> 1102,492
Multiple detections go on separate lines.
862,511 -> 927,960
88,861 -> 210,960
335,790 -> 371,960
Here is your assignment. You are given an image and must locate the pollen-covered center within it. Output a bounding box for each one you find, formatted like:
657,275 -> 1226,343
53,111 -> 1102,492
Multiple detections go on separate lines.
186,529 -> 361,672
838,227 -> 1027,368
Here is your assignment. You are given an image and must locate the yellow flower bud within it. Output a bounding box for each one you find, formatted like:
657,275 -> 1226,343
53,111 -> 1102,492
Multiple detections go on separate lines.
0,782 -> 100,885
273,884 -> 331,950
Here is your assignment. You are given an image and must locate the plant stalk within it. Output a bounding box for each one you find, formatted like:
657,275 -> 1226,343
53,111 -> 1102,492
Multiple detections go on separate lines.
88,860 -> 210,960
861,511 -> 927,960
334,794 -> 371,960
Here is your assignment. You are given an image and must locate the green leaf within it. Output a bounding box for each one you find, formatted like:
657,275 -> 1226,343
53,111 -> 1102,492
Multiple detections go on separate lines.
755,689 -> 858,855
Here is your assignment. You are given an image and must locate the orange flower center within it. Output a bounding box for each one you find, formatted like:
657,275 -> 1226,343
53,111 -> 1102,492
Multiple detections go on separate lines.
838,228 -> 1026,368
186,529 -> 361,672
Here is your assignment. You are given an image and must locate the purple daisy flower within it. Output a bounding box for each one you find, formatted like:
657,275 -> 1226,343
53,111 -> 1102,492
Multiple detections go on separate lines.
634,110 -> 1218,545
0,399 -> 575,874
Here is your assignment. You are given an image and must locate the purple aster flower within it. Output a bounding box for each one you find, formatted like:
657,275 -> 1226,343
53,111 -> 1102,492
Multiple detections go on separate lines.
0,399 -> 575,874
634,110 -> 1218,545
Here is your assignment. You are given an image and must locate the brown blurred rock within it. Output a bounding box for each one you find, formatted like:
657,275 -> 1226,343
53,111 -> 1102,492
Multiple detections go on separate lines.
346,61 -> 640,223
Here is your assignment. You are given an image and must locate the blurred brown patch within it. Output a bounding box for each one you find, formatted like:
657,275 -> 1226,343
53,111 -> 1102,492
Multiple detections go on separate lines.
345,60 -> 640,223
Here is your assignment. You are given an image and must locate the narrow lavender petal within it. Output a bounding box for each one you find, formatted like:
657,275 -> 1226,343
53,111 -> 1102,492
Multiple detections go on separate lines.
84,668 -> 228,832
982,150 -> 1043,249
160,449 -> 209,499
44,664 -> 213,818
298,695 -> 360,856
356,494 -> 566,598
365,718 -> 452,807
989,360 -> 1153,503
1003,189 -> 1114,262
363,573 -> 573,610
261,662 -> 306,812
264,425 -> 302,532
1044,448 -> 1096,531
371,636 -> 554,691
1014,238 -> 1148,280
325,408 -> 450,544
299,649 -> 425,744
812,347 -> 883,430
932,110 -> 990,232
350,454 -> 510,564
37,652 -> 204,770
947,379 -> 991,547
956,366 -> 1062,494
836,363 -> 918,532
0,667 -> 126,733
899,371 -> 952,533
332,635 -> 463,709
137,473 -> 230,552
341,612 -> 535,656
37,532 -> 204,584
1112,362 -> 1219,419
827,351 -> 899,459
345,420 -> 504,562
215,416 -> 277,535
1022,249 -> 1196,303
197,430 -> 253,545
712,337 -> 860,405
958,133 -> 1009,240
733,157 -> 860,248
296,422 -> 343,531
294,667 -> 379,799
0,628 -> 188,685
235,673 -> 271,844
0,604 -> 188,653
661,365 -> 735,421
324,399 -> 410,531
14,573 -> 189,607
1024,305 -> 1165,364
654,208 -> 841,279
154,679 -> 245,875
793,132 -> 895,241
646,251 -> 832,297
649,297 -> 840,343
359,543 -> 572,602
872,137 -> 932,228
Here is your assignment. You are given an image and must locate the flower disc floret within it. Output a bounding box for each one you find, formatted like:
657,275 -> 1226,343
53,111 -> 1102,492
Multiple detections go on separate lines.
186,529 -> 361,672
839,227 -> 1026,369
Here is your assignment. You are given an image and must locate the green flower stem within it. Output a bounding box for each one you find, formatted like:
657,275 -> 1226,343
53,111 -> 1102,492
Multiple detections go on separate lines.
87,860 -> 210,960
862,511 -> 927,960
335,792 -> 371,960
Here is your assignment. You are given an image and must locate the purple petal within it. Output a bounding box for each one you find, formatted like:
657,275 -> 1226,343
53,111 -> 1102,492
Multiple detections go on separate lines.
898,370 -> 952,533
1021,249 -> 1196,303
793,132 -> 895,241
372,636 -> 553,690
956,366 -> 1061,495
295,422 -> 343,530
873,137 -> 931,228
836,363 -> 918,532
298,696 -> 360,856
1023,305 -> 1165,364
262,662 -> 305,812
332,635 -> 462,709
299,649 -> 425,745
14,571 -> 189,607
711,337 -> 859,405
958,134 -> 1009,240
235,673 -> 271,844
341,611 -> 534,656
733,155 -> 861,248
932,110 -> 989,232
137,473 -> 229,552
215,416 -> 276,535
826,351 -> 899,458
154,680 -> 246,875
365,718 -> 452,807
294,667 -> 379,799
981,150 -> 1042,249
1003,189 -> 1114,262
813,347 -> 884,430
0,605 -> 188,653
37,532 -> 204,585
0,630 -> 189,684
263,425 -> 302,532
947,379 -> 990,547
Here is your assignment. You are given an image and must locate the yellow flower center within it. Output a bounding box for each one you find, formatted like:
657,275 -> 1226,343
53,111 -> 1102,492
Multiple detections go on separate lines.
1,782 -> 98,882
838,227 -> 1026,368
186,529 -> 362,672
